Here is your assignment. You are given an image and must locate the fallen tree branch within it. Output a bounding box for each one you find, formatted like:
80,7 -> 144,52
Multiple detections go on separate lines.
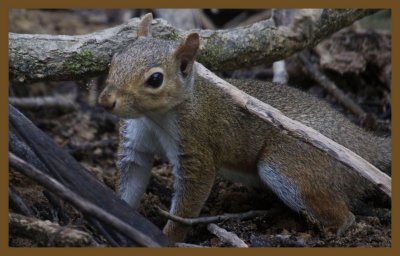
9,95 -> 76,112
157,207 -> 273,226
8,105 -> 170,247
9,9 -> 378,83
9,153 -> 162,248
195,62 -> 391,197
9,212 -> 97,247
207,223 -> 248,248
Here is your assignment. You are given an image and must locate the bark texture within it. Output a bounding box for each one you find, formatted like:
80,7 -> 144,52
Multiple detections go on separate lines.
9,213 -> 97,247
9,9 -> 378,83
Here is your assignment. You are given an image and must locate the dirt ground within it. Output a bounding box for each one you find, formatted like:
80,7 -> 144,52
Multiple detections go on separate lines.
8,9 -> 392,247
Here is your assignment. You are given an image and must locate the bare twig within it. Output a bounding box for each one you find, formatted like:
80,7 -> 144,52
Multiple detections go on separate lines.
175,242 -> 209,248
9,9 -> 378,83
9,95 -> 76,112
195,62 -> 391,197
207,223 -> 248,248
9,153 -> 162,247
157,207 -> 273,226
9,212 -> 97,247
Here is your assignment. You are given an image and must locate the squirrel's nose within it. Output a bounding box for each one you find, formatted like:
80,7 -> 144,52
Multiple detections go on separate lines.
99,92 -> 117,111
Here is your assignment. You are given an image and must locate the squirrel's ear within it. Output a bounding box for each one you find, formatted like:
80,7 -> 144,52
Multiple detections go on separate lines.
175,33 -> 200,77
137,13 -> 153,37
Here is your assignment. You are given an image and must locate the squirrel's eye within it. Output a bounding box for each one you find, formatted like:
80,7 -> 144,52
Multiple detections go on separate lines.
146,72 -> 164,88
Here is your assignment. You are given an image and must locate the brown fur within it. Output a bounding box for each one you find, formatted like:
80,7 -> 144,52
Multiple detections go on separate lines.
98,15 -> 391,242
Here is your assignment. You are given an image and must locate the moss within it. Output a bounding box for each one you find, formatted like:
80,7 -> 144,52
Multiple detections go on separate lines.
197,39 -> 225,71
63,49 -> 106,75
157,31 -> 180,41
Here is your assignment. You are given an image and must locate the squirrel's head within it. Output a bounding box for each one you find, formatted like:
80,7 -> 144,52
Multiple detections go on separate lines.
99,13 -> 200,119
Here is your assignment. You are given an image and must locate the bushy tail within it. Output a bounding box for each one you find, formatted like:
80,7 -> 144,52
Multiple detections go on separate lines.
377,136 -> 391,175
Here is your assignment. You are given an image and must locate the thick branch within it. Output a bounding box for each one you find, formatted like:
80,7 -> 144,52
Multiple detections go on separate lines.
9,153 -> 162,248
9,9 -> 378,83
8,104 -> 170,247
195,62 -> 391,197
9,213 -> 97,247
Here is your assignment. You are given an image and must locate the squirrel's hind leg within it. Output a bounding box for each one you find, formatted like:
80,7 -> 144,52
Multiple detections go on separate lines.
257,140 -> 355,236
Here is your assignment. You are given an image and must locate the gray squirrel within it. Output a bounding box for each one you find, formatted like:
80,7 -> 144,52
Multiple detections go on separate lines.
99,13 -> 391,242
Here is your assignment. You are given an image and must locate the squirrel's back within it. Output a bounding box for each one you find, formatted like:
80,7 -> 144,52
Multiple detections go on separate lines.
188,76 -> 391,175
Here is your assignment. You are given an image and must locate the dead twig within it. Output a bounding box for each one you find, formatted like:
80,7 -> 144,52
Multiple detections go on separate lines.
207,223 -> 248,248
9,95 -> 76,112
9,153 -> 162,248
195,62 -> 391,197
9,212 -> 97,247
175,242 -> 209,248
157,207 -> 273,226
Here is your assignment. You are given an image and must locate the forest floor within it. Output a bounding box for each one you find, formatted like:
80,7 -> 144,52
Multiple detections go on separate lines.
9,9 -> 392,247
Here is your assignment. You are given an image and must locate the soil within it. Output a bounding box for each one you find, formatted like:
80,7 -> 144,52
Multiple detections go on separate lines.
8,9 -> 392,247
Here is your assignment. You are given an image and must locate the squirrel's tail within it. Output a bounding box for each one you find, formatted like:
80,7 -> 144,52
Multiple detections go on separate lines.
377,136 -> 391,175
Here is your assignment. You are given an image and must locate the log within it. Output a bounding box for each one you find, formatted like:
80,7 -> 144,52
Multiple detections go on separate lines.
9,9 -> 378,83
9,213 -> 97,247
